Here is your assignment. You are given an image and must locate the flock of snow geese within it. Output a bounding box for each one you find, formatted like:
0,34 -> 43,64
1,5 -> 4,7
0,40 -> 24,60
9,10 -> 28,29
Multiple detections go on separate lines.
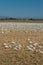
1,23 -> 43,33
2,38 -> 43,54
0,23 -> 43,55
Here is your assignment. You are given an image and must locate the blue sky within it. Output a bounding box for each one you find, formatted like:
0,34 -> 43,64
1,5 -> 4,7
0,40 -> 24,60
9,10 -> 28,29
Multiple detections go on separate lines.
0,0 -> 43,18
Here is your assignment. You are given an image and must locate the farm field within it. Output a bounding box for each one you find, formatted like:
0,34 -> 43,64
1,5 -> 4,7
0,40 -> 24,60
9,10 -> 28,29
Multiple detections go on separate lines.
0,20 -> 43,23
0,22 -> 43,65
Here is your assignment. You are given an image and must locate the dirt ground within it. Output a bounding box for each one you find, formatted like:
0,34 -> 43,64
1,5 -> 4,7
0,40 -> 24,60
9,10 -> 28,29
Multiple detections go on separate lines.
0,30 -> 43,65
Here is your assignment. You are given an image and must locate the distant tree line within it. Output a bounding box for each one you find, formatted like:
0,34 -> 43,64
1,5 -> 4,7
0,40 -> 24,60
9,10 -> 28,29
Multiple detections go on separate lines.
0,17 -> 43,20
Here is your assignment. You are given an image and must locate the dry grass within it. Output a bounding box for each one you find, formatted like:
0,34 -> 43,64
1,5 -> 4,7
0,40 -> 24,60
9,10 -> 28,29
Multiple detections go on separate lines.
0,30 -> 43,65
0,19 -> 43,23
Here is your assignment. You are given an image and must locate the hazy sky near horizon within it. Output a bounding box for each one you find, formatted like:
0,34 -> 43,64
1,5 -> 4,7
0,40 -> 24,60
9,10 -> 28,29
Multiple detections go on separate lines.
0,0 -> 43,18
